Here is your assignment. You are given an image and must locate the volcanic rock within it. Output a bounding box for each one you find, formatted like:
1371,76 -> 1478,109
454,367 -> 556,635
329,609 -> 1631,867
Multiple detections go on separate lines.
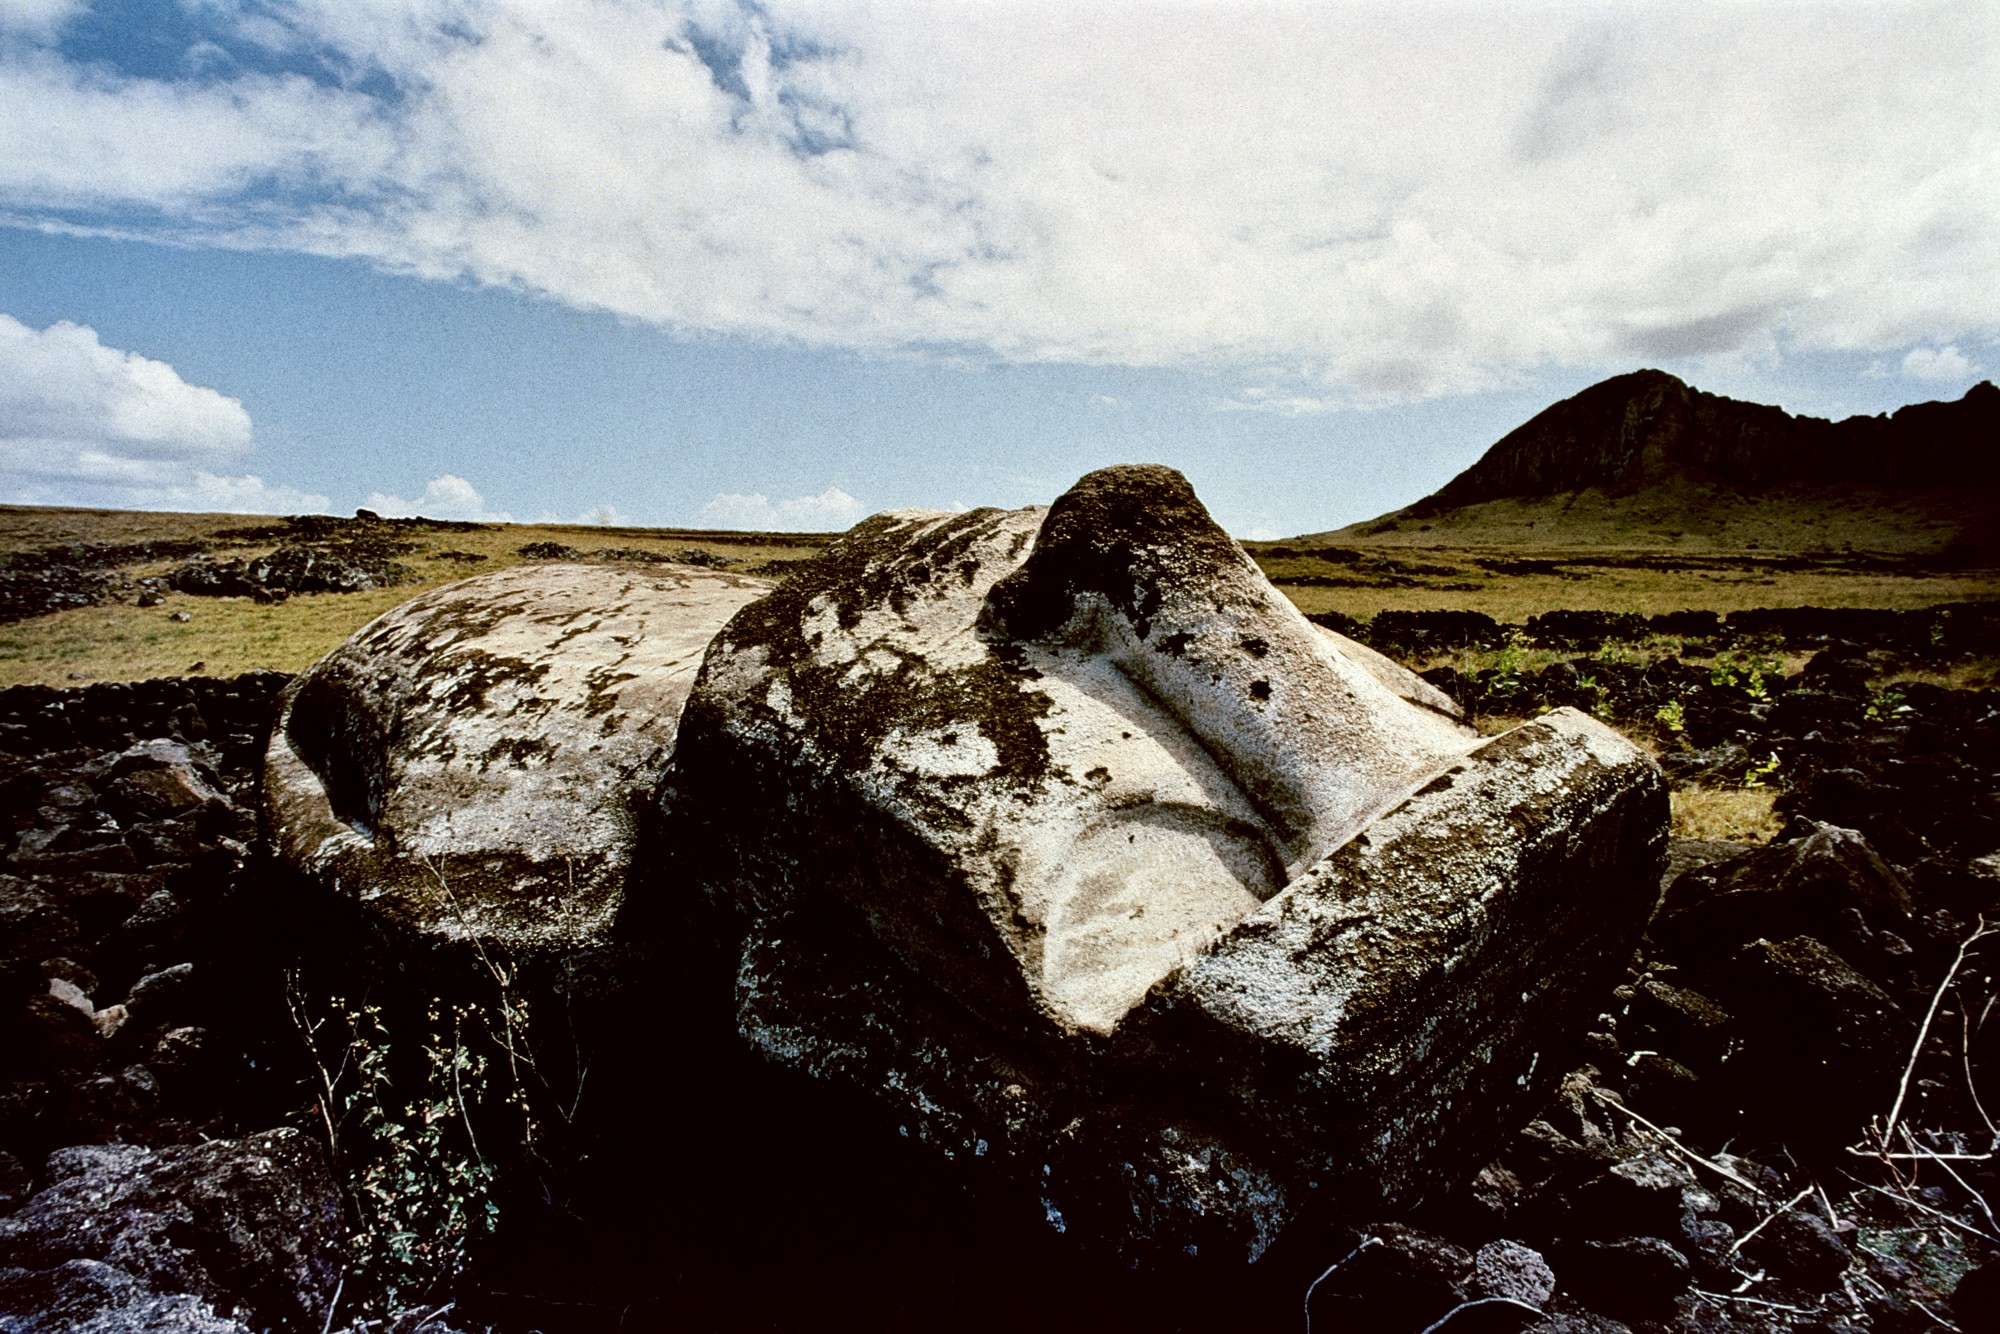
1561,1236 -> 1691,1316
263,561 -> 769,958
0,1128 -> 341,1331
168,542 -> 414,600
662,465 -> 1667,1264
1743,1208 -> 1851,1291
1650,823 -> 1916,973
1306,1223 -> 1474,1329
1720,935 -> 1912,1136
1474,1239 -> 1557,1308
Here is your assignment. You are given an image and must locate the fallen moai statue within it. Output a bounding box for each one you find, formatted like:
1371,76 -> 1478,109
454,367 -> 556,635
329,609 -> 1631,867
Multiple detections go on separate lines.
263,561 -> 770,958
659,465 -> 1668,1265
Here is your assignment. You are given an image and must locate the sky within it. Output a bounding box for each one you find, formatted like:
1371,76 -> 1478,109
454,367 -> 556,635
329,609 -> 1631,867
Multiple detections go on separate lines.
0,1 -> 1994,538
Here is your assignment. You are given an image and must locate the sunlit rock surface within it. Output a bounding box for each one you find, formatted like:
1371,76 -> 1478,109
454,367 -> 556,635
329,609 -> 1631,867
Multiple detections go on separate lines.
263,561 -> 769,955
662,465 -> 1668,1264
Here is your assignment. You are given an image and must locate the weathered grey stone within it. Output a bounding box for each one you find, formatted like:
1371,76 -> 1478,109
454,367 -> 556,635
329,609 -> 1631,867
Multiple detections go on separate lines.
0,1259 -> 254,1334
1475,1239 -> 1557,1308
264,561 -> 769,955
0,1129 -> 340,1331
663,465 -> 1667,1265
673,468 -> 1479,1037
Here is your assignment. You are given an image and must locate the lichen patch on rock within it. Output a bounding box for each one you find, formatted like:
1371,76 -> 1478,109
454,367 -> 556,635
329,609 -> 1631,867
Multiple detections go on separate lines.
263,561 -> 769,955
662,464 -> 1668,1266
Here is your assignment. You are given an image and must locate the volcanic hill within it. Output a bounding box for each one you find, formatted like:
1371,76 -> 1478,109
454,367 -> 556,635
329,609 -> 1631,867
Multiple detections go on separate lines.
1327,370 -> 1998,553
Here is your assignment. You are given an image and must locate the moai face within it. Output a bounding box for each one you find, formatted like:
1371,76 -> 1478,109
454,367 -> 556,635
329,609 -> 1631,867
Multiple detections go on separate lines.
669,464 -> 1665,1265
673,465 -> 1477,1035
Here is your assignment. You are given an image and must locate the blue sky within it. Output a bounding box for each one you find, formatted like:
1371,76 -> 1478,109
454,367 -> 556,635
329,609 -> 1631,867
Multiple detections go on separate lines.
1,1 -> 1994,537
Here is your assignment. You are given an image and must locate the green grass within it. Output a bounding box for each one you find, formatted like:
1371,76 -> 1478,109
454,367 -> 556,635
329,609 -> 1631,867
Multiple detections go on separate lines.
1242,542 -> 1999,622
0,505 -> 829,687
4,500 -> 1995,689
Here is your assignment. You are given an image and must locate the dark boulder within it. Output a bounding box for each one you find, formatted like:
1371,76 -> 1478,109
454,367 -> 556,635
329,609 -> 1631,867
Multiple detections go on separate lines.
1719,935 -> 1912,1136
168,543 -> 414,601
0,1128 -> 341,1331
1474,1239 -> 1557,1308
1305,1223 -> 1474,1331
1650,824 -> 1917,980
1558,1236 -> 1691,1317
1953,1255 -> 2000,1333
1742,1208 -> 1851,1291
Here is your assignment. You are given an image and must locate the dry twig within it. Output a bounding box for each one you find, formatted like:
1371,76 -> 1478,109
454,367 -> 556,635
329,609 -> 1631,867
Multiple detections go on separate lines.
1884,916 -> 1996,1150
1303,1236 -> 1380,1334
1587,1087 -> 1766,1194
1728,1187 -> 1815,1258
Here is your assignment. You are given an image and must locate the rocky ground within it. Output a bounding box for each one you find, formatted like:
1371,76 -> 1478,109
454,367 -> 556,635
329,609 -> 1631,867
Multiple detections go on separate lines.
0,607 -> 1997,1332
0,514 -> 492,625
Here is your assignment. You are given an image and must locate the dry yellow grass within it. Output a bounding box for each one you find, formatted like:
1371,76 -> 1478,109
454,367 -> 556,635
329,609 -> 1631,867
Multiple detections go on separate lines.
1670,787 -> 1783,843
1272,567 -> 2000,623
1313,482 -> 1997,555
0,506 -> 827,687
1247,541 -> 2000,623
5,502 -> 1996,688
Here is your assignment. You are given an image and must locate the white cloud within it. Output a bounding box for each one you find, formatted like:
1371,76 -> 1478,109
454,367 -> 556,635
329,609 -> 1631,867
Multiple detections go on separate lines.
575,503 -> 631,526
698,484 -> 866,532
2,4 -> 1995,400
1212,386 -> 1347,417
363,474 -> 513,523
178,471 -> 330,513
1901,345 -> 1979,383
0,0 -> 87,40
0,313 -> 326,512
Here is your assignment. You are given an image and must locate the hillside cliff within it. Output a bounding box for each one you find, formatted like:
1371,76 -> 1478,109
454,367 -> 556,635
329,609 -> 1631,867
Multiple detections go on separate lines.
1413,371 -> 1998,514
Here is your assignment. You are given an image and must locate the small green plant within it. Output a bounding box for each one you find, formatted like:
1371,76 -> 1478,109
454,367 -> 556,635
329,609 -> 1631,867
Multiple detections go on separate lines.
1865,688 -> 1909,723
1708,648 -> 1779,700
1744,650 -> 1780,700
1487,636 -> 1528,696
288,983 -> 501,1318
1742,750 -> 1782,789
1654,699 -> 1686,733
1569,670 -> 1616,719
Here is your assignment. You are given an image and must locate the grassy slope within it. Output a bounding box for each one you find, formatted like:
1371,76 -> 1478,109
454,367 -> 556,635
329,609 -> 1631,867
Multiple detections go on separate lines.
1317,481 -> 1996,554
1246,479 -> 1999,623
0,504 -> 829,687
3,495 -> 1996,688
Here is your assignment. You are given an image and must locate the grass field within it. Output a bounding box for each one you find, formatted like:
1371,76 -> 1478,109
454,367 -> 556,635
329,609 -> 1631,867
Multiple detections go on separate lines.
1242,541 -> 1999,622
5,501 -> 1996,854
0,504 -> 829,687
2,501 -> 1995,689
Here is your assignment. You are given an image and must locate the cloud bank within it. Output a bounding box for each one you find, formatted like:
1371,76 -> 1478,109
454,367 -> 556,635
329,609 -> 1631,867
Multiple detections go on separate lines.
0,313 -> 325,511
3,2 -> 1994,401
363,474 -> 512,523
699,484 -> 865,532
1902,345 -> 1980,384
